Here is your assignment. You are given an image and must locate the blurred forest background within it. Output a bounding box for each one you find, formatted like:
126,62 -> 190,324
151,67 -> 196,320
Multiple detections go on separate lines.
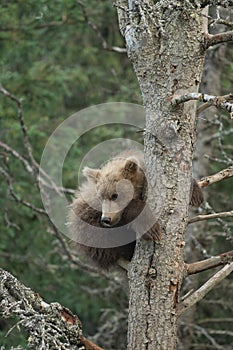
0,1 -> 233,349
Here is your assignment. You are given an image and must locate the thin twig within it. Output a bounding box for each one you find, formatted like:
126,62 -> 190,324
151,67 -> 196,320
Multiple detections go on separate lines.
200,1 -> 233,9
209,18 -> 233,29
171,92 -> 233,118
183,323 -> 225,350
0,141 -> 34,175
0,166 -> 47,215
198,317 -> 233,324
0,84 -> 37,175
203,128 -> 233,143
76,0 -> 126,53
189,210 -> 233,224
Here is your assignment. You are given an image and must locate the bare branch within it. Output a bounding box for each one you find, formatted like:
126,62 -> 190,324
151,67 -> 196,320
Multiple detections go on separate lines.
33,16 -> 69,29
189,210 -> 233,224
208,329 -> 233,337
203,128 -> 233,143
198,317 -> 233,324
185,250 -> 233,275
0,126 -> 74,196
0,268 -> 103,350
204,31 -> 233,49
197,93 -> 233,115
203,202 -> 233,243
198,166 -> 233,188
182,323 -> 225,350
76,0 -> 126,53
0,84 -> 37,175
209,18 -> 233,29
0,15 -> 72,32
199,0 -> 233,8
0,141 -> 34,175
177,262 -> 233,317
0,166 -> 47,216
204,154 -> 231,166
171,92 -> 233,118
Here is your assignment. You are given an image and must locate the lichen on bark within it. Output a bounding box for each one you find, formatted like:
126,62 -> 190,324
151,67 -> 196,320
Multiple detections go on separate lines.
116,1 -> 208,349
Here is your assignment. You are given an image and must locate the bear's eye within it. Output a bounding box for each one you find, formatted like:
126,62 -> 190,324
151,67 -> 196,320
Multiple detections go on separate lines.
111,193 -> 118,201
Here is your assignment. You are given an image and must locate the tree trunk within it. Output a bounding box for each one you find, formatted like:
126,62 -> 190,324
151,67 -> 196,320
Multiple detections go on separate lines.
117,2 -> 207,349
179,7 -> 228,349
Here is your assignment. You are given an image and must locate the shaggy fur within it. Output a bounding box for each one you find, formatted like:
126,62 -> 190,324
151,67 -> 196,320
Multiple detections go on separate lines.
68,150 -> 203,269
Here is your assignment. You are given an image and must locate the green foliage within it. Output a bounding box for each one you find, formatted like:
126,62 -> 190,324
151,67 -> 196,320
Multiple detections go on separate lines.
1,1 -> 233,349
0,1 -> 140,348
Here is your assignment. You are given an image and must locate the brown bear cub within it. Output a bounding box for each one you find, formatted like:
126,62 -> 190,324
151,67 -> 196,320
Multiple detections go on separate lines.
68,150 -> 203,269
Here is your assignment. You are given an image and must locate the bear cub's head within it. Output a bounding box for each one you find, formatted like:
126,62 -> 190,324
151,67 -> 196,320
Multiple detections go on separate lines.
83,155 -> 145,227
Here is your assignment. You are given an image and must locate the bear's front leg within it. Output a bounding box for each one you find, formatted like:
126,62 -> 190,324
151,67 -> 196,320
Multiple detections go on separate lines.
122,199 -> 162,242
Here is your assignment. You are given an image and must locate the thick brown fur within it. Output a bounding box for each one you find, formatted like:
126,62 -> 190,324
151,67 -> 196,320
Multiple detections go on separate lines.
68,150 -> 203,269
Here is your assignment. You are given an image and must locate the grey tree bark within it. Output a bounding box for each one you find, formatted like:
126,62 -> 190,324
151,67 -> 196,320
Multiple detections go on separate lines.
116,2 -> 207,349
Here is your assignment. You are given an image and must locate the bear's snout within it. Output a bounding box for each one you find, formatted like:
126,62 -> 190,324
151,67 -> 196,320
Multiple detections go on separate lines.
101,216 -> 111,227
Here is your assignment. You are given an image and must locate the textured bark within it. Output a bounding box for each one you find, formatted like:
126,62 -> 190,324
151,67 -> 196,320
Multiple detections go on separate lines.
0,268 -> 103,350
180,8 -> 230,348
116,1 -> 207,349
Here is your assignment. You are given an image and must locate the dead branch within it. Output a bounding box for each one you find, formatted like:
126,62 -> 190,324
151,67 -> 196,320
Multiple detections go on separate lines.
209,18 -> 233,29
189,166 -> 233,225
177,262 -> 233,317
0,85 -> 63,195
182,323 -> 225,350
204,154 -> 232,165
204,31 -> 233,49
189,210 -> 233,224
203,128 -> 233,143
0,141 -> 34,175
171,92 -> 233,118
0,141 -> 74,195
0,166 -> 47,216
198,166 -> 233,188
200,1 -> 233,8
198,317 -> 233,324
0,88 -> 127,288
0,268 -> 104,350
203,202 -> 233,243
0,84 -> 37,175
76,1 -> 126,53
197,93 -> 233,115
185,250 -> 233,275
0,97 -> 74,197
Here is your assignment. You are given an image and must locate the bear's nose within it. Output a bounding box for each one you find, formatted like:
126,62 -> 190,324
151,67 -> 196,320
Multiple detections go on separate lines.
101,216 -> 111,227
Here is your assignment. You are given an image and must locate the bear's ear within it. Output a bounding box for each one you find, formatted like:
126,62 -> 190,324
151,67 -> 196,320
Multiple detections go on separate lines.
124,157 -> 138,174
83,167 -> 100,182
